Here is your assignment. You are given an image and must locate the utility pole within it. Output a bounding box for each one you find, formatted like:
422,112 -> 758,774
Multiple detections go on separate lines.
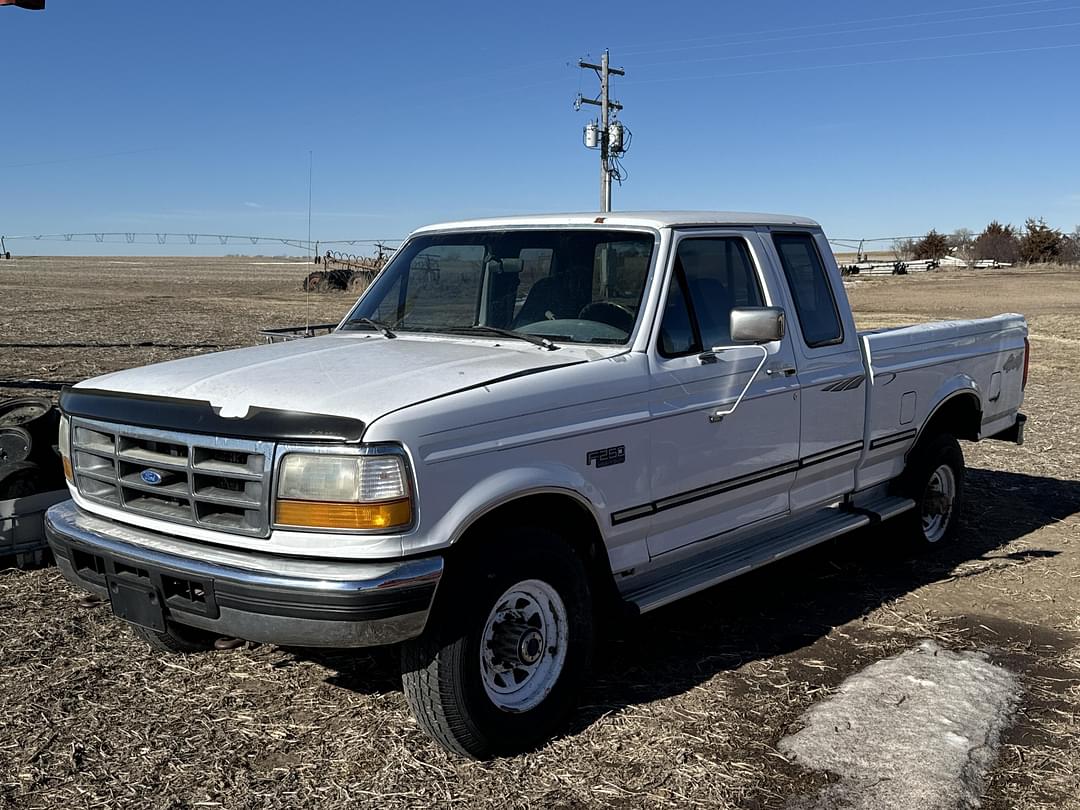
576,49 -> 626,212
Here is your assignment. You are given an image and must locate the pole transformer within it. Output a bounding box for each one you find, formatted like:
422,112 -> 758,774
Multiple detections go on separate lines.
576,49 -> 626,213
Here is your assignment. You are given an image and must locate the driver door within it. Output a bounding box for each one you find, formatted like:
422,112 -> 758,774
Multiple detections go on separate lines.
644,231 -> 801,557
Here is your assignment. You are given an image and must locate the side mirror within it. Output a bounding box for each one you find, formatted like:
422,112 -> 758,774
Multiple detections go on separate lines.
730,307 -> 785,344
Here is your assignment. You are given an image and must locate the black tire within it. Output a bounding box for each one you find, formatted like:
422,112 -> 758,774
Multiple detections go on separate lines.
0,399 -> 60,475
400,528 -> 594,760
894,432 -> 965,547
0,397 -> 54,429
0,460 -> 45,499
302,271 -> 326,292
130,621 -> 219,654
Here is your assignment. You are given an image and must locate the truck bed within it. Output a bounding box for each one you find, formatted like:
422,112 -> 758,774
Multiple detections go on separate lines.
857,313 -> 1028,490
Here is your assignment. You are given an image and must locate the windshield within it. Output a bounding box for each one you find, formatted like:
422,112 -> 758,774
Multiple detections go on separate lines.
341,229 -> 656,345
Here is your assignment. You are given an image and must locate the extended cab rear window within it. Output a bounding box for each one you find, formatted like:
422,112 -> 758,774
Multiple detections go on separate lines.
772,232 -> 843,348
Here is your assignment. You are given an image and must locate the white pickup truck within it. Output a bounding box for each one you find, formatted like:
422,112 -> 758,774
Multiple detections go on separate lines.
46,212 -> 1027,758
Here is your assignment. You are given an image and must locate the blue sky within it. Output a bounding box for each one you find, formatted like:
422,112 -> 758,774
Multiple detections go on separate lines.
2,0 -> 1079,255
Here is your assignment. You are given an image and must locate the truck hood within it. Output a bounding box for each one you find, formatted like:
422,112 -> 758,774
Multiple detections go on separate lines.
77,333 -> 602,426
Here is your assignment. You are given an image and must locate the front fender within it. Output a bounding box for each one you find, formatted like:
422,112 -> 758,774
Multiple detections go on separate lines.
411,463 -> 605,553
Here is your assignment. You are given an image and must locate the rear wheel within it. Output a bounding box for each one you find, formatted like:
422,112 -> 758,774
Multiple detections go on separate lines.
895,432 -> 965,546
130,621 -> 219,654
400,528 -> 593,759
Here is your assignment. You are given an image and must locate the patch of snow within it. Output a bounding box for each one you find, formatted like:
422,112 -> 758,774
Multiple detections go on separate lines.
780,640 -> 1020,810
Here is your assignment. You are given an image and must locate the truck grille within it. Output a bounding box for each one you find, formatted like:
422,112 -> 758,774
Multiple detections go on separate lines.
70,418 -> 274,537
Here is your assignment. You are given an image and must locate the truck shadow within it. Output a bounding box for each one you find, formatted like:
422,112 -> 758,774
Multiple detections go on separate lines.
297,467 -> 1080,726
571,466 -> 1080,731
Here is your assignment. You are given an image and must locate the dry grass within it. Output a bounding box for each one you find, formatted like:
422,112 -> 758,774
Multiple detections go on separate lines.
1,258 -> 1080,808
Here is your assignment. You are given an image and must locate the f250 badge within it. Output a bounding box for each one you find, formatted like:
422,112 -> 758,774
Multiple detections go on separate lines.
586,445 -> 625,468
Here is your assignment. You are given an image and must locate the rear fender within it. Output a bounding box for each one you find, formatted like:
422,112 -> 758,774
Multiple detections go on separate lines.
913,376 -> 983,449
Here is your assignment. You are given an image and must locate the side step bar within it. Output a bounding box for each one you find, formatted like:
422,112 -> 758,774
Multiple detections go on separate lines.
853,493 -> 917,523
623,494 -> 915,615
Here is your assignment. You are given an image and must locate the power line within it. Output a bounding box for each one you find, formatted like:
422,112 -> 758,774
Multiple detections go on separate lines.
626,40 -> 1080,86
619,3 -> 1080,59
617,0 -> 1071,55
632,19 -> 1080,70
618,0 -> 1062,51
0,147 -> 163,171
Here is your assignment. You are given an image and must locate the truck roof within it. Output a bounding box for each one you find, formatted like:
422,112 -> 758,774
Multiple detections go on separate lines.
411,210 -> 820,234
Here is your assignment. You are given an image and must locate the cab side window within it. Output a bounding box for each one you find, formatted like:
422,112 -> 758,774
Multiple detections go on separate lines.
772,232 -> 843,347
658,269 -> 698,356
658,237 -> 765,357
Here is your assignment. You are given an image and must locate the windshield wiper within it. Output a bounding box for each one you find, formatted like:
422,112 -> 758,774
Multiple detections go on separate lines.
452,325 -> 559,351
354,317 -> 397,339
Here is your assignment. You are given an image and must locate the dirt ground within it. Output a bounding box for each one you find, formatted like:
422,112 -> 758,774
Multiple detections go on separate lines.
1,257 -> 1079,809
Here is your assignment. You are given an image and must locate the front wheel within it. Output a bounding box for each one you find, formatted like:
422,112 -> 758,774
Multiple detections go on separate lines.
895,432 -> 965,546
400,528 -> 593,759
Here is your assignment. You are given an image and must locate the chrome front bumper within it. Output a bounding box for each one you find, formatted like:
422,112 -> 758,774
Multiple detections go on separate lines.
44,500 -> 443,648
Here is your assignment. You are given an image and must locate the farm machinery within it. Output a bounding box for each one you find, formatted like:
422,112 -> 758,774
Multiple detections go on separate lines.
0,396 -> 67,565
0,397 -> 62,498
302,244 -> 394,293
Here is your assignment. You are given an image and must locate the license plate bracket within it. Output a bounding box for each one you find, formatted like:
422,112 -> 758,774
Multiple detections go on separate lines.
106,576 -> 166,632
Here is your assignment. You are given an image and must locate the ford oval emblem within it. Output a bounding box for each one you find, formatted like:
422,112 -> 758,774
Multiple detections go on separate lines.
141,469 -> 163,486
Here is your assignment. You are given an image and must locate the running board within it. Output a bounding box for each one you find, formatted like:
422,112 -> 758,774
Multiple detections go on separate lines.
623,495 -> 915,615
853,493 -> 916,522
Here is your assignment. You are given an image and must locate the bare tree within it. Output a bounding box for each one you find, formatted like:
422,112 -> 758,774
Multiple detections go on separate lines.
949,228 -> 975,265
893,238 -> 917,260
1060,227 -> 1080,264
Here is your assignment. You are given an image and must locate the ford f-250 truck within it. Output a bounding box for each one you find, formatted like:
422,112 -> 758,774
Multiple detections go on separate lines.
45,212 -> 1027,758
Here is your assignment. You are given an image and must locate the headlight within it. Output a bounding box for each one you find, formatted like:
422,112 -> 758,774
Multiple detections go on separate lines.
58,414 -> 73,483
275,453 -> 412,531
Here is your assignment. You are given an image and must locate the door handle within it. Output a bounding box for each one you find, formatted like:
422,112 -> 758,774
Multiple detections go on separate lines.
766,364 -> 797,377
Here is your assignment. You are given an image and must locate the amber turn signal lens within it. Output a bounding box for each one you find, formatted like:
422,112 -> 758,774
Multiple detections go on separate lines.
275,498 -> 412,530
62,456 -> 74,483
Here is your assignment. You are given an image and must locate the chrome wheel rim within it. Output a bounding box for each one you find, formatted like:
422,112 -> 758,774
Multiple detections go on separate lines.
921,464 -> 956,543
480,579 -> 567,713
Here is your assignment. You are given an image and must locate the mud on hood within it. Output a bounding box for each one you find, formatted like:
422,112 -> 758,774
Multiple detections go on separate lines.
71,333 -> 593,435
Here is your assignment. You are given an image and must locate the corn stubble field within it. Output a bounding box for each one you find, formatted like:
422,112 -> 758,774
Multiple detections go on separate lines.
1,256 -> 1080,809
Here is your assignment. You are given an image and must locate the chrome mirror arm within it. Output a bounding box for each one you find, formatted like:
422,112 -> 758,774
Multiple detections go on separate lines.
702,344 -> 770,423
